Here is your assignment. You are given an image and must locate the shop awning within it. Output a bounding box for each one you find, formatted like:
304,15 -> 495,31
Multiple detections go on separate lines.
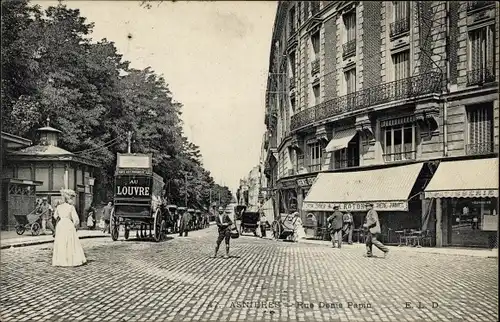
303,162 -> 424,212
424,158 -> 498,199
325,129 -> 357,152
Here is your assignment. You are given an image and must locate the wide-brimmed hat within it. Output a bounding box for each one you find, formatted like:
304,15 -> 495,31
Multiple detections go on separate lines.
333,205 -> 339,209
218,206 -> 224,211
365,203 -> 374,207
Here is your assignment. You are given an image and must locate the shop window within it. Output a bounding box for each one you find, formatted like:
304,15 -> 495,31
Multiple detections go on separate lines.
383,122 -> 417,162
467,25 -> 496,86
308,141 -> 323,172
466,103 -> 494,155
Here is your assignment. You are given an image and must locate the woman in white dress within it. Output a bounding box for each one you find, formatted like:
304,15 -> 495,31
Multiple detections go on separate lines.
292,212 -> 307,242
52,189 -> 87,267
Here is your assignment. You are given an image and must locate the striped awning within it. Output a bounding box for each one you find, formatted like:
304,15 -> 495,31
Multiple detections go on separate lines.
303,162 -> 424,212
325,128 -> 357,152
424,158 -> 498,199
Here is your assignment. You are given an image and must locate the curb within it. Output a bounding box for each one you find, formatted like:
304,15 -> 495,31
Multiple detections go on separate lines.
0,234 -> 108,250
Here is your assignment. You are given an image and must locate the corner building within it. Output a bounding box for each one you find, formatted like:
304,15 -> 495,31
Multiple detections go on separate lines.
263,1 -> 499,247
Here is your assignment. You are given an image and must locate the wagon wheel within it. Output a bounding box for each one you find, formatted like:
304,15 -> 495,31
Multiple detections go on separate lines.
16,225 -> 26,235
31,222 -> 41,236
110,214 -> 119,241
272,220 -> 281,240
153,209 -> 162,242
124,225 -> 130,240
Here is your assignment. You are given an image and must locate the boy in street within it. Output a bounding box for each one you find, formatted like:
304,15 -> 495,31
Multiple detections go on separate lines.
214,206 -> 233,258
363,203 -> 389,258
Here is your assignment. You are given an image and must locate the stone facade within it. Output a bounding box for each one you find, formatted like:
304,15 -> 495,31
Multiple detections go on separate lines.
263,1 -> 499,238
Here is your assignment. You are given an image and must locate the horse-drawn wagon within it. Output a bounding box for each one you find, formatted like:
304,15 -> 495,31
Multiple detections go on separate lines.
110,153 -> 168,242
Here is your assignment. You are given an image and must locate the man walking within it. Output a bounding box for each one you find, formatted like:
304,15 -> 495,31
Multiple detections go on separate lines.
102,201 -> 113,234
214,206 -> 233,258
40,197 -> 55,237
343,211 -> 354,245
178,207 -> 191,237
364,203 -> 389,258
327,206 -> 344,248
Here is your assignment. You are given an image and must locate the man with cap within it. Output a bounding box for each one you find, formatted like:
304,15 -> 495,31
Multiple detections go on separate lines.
178,207 -> 191,237
214,206 -> 233,258
327,206 -> 344,248
40,197 -> 55,236
364,203 -> 389,258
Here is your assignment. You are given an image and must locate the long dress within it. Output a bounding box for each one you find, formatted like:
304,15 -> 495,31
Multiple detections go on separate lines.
293,217 -> 307,241
52,203 -> 87,267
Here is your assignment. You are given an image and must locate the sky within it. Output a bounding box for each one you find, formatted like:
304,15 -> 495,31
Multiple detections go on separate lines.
35,0 -> 277,193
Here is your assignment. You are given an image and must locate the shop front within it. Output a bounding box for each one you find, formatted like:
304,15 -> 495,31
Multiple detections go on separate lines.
424,157 -> 498,248
302,162 -> 426,243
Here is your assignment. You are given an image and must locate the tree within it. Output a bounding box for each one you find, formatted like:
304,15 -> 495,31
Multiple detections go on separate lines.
1,1 -> 234,206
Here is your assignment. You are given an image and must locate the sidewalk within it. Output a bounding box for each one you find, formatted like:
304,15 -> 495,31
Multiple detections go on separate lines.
0,229 -> 107,249
294,237 -> 498,258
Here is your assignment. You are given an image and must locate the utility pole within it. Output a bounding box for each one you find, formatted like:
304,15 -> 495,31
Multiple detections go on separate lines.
184,172 -> 188,207
127,131 -> 132,153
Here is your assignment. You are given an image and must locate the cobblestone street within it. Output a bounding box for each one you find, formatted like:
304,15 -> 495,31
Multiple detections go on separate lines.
0,226 -> 498,322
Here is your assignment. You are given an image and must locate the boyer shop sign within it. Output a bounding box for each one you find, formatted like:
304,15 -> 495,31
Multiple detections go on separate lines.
115,176 -> 152,197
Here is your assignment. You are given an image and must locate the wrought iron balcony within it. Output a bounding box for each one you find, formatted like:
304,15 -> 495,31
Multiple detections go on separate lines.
467,68 -> 496,86
342,39 -> 356,59
390,18 -> 410,38
311,59 -> 320,75
466,143 -> 495,155
290,72 -> 442,131
308,164 -> 322,172
467,1 -> 495,11
334,157 -> 360,169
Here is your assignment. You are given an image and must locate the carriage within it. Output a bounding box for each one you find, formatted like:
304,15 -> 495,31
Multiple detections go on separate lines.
271,213 -> 296,240
110,153 -> 168,242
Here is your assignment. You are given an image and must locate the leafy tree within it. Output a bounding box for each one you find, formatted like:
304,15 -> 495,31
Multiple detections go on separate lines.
1,0 -> 234,207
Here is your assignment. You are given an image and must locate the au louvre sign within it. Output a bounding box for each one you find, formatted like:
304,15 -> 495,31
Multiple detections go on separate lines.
303,200 -> 409,212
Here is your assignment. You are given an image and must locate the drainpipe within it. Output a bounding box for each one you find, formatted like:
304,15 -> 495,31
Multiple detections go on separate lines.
443,1 -> 450,158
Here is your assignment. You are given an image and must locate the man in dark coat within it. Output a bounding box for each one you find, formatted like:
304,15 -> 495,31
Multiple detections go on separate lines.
327,206 -> 344,248
178,207 -> 191,237
214,206 -> 233,258
364,203 -> 389,258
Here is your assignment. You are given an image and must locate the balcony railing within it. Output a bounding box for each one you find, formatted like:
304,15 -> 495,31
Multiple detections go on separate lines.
383,151 -> 417,163
334,158 -> 360,169
390,18 -> 410,38
466,143 -> 494,155
467,1 -> 495,11
311,59 -> 320,75
308,164 -> 322,172
342,39 -> 356,59
291,72 -> 442,131
467,68 -> 496,86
